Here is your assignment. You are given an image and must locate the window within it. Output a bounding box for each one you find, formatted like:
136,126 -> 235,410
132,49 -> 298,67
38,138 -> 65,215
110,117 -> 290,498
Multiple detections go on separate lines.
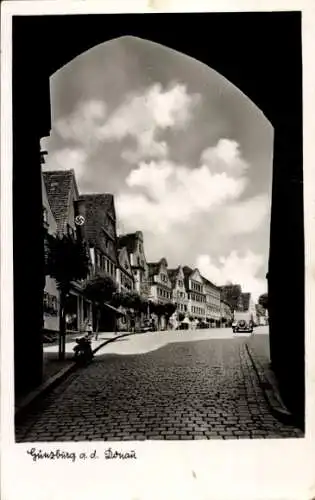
43,207 -> 48,225
96,251 -> 101,268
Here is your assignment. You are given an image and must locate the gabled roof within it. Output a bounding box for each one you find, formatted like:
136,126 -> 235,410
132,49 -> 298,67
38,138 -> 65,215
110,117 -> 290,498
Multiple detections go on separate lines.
182,266 -> 193,277
147,258 -> 168,278
117,246 -> 134,279
41,172 -> 57,235
182,266 -> 193,291
78,193 -> 117,263
79,193 -> 115,245
147,262 -> 161,278
202,275 -> 220,290
167,267 -> 179,286
117,231 -> 143,254
117,233 -> 138,254
43,169 -> 78,234
79,193 -> 115,218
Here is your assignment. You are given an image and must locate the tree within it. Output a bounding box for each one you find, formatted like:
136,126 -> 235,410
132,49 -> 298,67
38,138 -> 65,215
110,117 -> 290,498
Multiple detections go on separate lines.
153,303 -> 166,329
164,302 -> 177,327
84,274 -> 117,338
46,234 -> 90,360
220,284 -> 242,311
258,293 -> 268,310
178,312 -> 185,322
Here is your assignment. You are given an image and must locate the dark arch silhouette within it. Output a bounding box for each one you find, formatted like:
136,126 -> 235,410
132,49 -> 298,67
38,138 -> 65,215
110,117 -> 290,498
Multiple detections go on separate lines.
12,12 -> 304,427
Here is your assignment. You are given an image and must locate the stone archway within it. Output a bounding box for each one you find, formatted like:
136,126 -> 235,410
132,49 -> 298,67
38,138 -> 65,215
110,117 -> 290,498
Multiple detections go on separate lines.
12,13 -> 303,424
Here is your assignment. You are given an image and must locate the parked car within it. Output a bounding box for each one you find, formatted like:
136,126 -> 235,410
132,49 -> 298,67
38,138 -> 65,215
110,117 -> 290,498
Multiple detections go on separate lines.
232,311 -> 253,334
140,320 -> 155,333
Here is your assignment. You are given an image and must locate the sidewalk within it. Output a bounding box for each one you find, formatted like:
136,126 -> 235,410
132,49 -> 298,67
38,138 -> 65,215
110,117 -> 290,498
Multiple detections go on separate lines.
245,333 -> 296,426
15,331 -> 132,418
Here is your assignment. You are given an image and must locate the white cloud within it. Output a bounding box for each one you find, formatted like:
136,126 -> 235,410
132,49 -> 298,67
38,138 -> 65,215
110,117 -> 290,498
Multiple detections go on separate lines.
201,138 -> 249,176
196,250 -> 267,302
43,147 -> 88,182
101,82 -> 200,162
55,100 -> 107,147
221,194 -> 269,235
116,154 -> 248,234
53,83 -> 200,163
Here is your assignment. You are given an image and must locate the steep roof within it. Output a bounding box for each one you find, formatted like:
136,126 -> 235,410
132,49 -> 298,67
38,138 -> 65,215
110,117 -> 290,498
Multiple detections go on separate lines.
117,233 -> 138,254
43,170 -> 78,234
182,266 -> 193,277
182,266 -> 193,290
147,258 -> 168,278
78,193 -> 117,262
167,267 -> 179,286
202,275 -> 219,290
147,262 -> 161,278
117,247 -> 134,279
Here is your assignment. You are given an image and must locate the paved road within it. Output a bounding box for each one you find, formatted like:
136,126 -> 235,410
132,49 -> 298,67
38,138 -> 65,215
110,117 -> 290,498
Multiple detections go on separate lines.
16,327 -> 302,441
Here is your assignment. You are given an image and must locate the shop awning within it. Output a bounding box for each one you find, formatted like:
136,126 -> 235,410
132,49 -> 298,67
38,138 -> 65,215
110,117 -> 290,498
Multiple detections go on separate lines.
103,302 -> 126,316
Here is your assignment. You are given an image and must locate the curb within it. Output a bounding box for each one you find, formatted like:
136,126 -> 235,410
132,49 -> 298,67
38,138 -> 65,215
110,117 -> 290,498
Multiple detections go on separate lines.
245,342 -> 296,426
15,332 -> 132,422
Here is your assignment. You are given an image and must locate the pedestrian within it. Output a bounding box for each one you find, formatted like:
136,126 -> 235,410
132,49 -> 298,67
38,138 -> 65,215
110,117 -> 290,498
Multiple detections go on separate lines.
130,316 -> 135,334
86,320 -> 93,340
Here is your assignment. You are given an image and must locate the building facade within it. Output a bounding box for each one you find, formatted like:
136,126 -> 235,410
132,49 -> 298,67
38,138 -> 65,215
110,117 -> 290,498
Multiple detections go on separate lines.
116,246 -> 134,293
168,266 -> 188,318
148,258 -> 173,304
183,267 -> 206,321
42,173 -> 59,331
43,169 -> 93,333
237,292 -> 258,325
77,193 -> 120,331
220,300 -> 233,327
117,231 -> 150,300
202,277 -> 221,327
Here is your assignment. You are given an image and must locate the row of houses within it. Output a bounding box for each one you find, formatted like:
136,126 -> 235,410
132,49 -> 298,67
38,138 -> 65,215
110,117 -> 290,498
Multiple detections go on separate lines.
42,168 -> 256,333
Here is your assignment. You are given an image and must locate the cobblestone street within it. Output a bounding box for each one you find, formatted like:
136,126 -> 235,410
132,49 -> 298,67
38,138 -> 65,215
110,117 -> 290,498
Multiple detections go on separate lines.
15,328 -> 303,441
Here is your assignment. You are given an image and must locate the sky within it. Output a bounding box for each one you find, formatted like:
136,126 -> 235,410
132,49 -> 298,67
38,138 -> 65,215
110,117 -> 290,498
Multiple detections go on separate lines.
41,36 -> 273,302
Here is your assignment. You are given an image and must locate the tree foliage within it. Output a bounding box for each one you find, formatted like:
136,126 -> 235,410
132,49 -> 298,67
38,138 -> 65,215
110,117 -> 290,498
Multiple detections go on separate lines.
178,312 -> 185,322
258,293 -> 268,310
220,284 -> 242,311
84,274 -> 117,305
46,233 -> 90,360
112,291 -> 148,316
164,302 -> 177,320
46,234 -> 90,292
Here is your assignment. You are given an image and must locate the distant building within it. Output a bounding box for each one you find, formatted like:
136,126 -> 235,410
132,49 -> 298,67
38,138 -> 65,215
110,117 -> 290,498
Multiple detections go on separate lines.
220,300 -> 233,327
117,231 -> 150,300
220,284 -> 242,311
116,245 -> 134,293
168,266 -> 188,318
183,266 -> 206,322
236,292 -> 257,324
202,276 -> 221,327
148,258 -> 173,304
255,303 -> 268,325
147,258 -> 173,329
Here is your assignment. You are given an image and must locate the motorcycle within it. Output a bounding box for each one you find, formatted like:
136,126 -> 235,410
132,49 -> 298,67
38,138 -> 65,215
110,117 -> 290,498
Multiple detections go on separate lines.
73,336 -> 94,364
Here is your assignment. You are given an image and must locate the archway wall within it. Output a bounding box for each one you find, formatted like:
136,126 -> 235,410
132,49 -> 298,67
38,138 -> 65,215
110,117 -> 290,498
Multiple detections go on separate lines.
12,13 -> 303,420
